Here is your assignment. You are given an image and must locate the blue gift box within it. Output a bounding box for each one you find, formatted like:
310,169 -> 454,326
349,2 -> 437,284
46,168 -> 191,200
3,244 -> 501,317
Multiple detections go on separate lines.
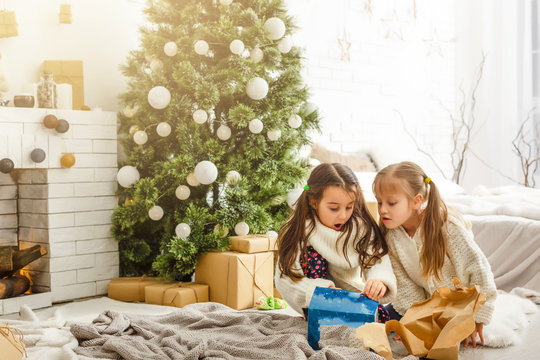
307,286 -> 379,350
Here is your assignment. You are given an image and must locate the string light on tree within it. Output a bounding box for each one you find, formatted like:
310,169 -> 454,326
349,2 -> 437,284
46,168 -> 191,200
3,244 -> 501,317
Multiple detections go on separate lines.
277,36 -> 292,53
217,125 -> 231,140
250,47 -> 263,63
288,114 -> 302,128
225,170 -> 241,185
133,130 -> 148,145
246,77 -> 269,100
264,17 -> 286,40
163,41 -> 178,56
117,165 -> 140,188
156,122 -> 171,137
194,160 -> 218,184
175,223 -> 191,239
148,86 -> 171,109
234,221 -> 250,236
192,109 -> 208,124
175,185 -> 191,200
194,40 -> 209,55
148,205 -> 164,221
248,118 -> 264,134
267,129 -> 281,141
186,172 -> 200,187
229,39 -> 245,55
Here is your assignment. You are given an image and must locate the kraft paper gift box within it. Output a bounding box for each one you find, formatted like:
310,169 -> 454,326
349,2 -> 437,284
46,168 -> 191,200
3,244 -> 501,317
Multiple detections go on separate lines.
229,234 -> 277,253
41,60 -> 84,110
195,251 -> 274,310
145,282 -> 209,308
0,323 -> 25,360
307,286 -> 378,350
107,276 -> 166,302
0,10 -> 18,38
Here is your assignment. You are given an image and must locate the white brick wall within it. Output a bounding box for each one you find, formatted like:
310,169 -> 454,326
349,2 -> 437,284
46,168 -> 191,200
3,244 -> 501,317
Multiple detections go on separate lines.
286,0 -> 456,176
0,107 -> 119,303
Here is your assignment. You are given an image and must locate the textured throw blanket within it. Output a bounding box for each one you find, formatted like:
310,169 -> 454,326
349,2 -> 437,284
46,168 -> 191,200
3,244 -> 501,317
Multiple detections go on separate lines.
70,302 -> 417,360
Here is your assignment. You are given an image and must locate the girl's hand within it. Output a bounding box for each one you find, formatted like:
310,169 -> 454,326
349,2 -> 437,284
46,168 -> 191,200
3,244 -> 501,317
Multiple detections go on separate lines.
463,323 -> 484,348
363,279 -> 387,300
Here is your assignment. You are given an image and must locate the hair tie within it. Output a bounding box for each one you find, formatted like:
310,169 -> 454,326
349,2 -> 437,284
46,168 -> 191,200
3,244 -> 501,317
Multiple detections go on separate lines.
304,184 -> 310,190
424,177 -> 431,185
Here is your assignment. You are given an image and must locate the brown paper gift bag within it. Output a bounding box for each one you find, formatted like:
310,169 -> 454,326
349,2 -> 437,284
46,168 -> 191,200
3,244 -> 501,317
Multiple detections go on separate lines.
229,234 -> 277,253
357,278 -> 486,360
107,276 -> 166,302
145,282 -> 209,308
195,251 -> 274,310
0,323 -> 25,360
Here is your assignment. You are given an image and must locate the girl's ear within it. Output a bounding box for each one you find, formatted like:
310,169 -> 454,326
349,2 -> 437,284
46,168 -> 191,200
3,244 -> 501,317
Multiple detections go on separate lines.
309,198 -> 317,210
412,193 -> 423,210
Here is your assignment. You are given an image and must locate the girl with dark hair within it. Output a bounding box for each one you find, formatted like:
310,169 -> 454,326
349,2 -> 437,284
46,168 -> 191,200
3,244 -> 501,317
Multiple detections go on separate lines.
275,163 -> 396,319
373,161 -> 497,347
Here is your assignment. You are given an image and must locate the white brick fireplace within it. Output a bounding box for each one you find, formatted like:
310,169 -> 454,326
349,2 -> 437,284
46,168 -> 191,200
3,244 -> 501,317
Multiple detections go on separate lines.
0,107 -> 119,312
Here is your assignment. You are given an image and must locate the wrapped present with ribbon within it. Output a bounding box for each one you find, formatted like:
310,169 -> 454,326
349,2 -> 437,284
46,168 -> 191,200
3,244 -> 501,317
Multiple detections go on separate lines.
41,60 -> 84,110
0,10 -> 18,38
195,251 -> 274,310
0,322 -> 25,360
145,282 -> 209,308
307,286 -> 378,350
107,276 -> 166,302
229,234 -> 277,254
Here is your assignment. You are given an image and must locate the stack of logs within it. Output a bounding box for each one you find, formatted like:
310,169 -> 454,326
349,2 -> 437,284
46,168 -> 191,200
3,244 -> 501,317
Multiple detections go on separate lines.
0,245 -> 47,299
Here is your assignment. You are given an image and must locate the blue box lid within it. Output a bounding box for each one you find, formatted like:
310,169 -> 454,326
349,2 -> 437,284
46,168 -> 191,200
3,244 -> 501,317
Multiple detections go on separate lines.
307,286 -> 378,350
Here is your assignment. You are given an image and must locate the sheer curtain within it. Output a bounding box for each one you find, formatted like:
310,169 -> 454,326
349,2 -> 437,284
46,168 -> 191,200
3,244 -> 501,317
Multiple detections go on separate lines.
455,0 -> 535,190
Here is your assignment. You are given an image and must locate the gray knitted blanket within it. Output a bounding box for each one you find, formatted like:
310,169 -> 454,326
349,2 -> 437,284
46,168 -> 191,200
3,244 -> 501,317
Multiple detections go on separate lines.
70,302 -> 417,360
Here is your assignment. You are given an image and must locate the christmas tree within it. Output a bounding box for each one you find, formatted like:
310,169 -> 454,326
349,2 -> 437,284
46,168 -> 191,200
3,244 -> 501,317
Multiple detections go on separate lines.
113,0 -> 320,280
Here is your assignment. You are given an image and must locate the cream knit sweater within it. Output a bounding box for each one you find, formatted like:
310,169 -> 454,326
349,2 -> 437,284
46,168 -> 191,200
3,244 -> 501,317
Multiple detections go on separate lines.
275,218 -> 397,315
386,210 -> 497,324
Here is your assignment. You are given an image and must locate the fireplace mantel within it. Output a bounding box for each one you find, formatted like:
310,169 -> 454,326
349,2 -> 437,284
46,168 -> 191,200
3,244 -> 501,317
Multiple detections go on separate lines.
0,107 -> 119,310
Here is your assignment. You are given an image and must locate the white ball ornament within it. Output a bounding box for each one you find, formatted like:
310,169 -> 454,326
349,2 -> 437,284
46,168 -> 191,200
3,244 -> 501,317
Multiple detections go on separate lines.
194,160 -> 218,184
217,125 -> 231,140
234,221 -> 250,236
250,47 -> 263,63
164,41 -> 178,56
175,223 -> 191,239
123,106 -> 137,118
156,122 -> 172,137
150,59 -> 163,73
148,205 -> 164,221
246,77 -> 269,100
277,36 -> 293,53
248,118 -> 264,134
213,224 -> 229,237
186,172 -> 200,186
264,17 -> 286,40
267,129 -> 281,141
194,40 -> 209,55
129,125 -> 140,136
192,109 -> 208,124
219,0 -> 233,5
175,185 -> 191,200
148,86 -> 171,109
225,170 -> 241,185
288,114 -> 302,129
117,165 -> 140,188
266,230 -> 278,241
229,39 -> 245,55
133,130 -> 148,145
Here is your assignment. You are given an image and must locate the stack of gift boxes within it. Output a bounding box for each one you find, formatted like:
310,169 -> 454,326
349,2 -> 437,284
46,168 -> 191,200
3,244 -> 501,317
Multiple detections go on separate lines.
107,234 -> 277,310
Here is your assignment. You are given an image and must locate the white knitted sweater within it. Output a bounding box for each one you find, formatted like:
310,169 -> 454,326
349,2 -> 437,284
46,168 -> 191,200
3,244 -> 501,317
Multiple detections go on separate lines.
386,211 -> 497,324
275,218 -> 397,315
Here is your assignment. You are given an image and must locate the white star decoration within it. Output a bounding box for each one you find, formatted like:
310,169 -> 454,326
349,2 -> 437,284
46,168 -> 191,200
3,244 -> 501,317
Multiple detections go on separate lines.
381,9 -> 405,41
337,28 -> 352,63
424,29 -> 444,57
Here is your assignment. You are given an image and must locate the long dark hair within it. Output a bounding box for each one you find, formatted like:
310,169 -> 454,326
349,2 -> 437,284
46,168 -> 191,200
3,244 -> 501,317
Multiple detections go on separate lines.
278,163 -> 387,280
373,161 -> 448,280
